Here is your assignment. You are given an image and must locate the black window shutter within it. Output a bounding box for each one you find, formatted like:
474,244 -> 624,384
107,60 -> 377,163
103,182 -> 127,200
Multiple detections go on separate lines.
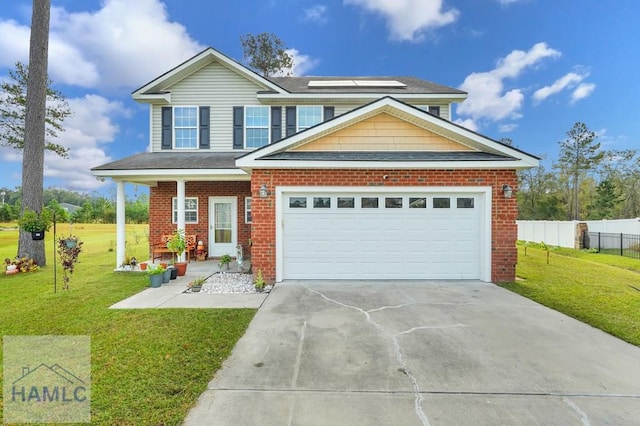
199,106 -> 210,149
271,106 -> 282,143
161,107 -> 172,150
429,106 -> 441,117
323,106 -> 334,121
285,106 -> 296,137
233,107 -> 244,149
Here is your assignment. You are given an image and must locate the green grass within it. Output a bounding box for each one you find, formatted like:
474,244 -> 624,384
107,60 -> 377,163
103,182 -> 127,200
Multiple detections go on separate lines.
0,224 -> 256,425
501,245 -> 640,346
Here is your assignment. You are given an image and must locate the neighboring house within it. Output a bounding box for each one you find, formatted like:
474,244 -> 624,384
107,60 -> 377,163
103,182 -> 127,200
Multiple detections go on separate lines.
59,203 -> 81,215
92,47 -> 538,283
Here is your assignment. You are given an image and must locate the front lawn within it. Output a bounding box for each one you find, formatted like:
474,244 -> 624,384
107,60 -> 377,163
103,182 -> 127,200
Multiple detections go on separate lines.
500,244 -> 640,346
0,224 -> 256,424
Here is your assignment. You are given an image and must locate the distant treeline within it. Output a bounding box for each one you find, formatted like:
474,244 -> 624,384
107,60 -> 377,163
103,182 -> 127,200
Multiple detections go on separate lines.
0,187 -> 148,224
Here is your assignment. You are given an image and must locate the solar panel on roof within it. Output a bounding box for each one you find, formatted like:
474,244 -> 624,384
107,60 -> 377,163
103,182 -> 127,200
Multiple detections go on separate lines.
307,79 -> 407,88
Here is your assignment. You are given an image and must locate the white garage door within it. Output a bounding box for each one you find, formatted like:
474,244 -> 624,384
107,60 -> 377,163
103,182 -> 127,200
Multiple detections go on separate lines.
281,190 -> 486,280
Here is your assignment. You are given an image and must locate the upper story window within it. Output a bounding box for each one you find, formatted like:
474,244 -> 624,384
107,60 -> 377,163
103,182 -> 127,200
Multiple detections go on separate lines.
174,107 -> 198,149
417,105 -> 441,117
297,106 -> 323,131
245,106 -> 270,148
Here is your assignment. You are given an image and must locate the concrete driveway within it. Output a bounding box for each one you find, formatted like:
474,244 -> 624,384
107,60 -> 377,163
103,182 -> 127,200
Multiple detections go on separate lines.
184,280 -> 640,425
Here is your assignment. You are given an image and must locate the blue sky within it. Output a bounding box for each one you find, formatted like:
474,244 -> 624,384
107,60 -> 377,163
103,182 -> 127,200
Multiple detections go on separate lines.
0,0 -> 638,193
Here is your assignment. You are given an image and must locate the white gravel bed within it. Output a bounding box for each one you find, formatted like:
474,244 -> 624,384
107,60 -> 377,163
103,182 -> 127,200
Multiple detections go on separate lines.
198,272 -> 258,294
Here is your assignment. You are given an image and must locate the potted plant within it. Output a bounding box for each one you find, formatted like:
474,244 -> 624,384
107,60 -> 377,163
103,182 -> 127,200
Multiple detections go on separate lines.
63,236 -> 78,248
18,208 -> 52,240
189,276 -> 207,293
148,265 -> 164,288
161,265 -> 171,284
219,253 -> 232,270
254,269 -> 266,292
168,265 -> 178,280
167,229 -> 188,276
57,235 -> 83,290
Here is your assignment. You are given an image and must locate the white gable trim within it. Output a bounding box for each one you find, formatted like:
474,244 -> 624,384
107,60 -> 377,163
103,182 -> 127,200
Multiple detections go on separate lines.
236,97 -> 539,170
132,47 -> 287,101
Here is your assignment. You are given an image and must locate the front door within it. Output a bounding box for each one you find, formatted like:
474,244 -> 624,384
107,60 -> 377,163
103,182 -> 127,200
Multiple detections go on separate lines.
209,197 -> 237,257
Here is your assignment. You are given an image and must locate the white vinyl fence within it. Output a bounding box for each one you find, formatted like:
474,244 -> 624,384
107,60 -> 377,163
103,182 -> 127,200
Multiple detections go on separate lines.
517,218 -> 640,248
584,218 -> 640,235
516,221 -> 578,248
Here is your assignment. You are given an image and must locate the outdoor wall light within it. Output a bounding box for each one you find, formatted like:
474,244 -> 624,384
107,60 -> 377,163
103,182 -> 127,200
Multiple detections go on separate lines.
502,184 -> 513,199
259,184 -> 269,198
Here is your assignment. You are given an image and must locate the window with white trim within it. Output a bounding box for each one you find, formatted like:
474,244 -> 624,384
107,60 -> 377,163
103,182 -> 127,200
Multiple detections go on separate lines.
172,197 -> 198,223
245,197 -> 252,223
245,106 -> 270,148
417,105 -> 441,117
174,107 -> 198,148
297,106 -> 323,131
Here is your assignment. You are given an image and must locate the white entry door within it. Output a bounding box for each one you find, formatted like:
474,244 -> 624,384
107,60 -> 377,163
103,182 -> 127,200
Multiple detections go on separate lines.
209,197 -> 237,257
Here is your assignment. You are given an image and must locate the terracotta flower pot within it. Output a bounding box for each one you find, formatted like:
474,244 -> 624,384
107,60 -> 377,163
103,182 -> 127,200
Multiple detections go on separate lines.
175,262 -> 188,276
139,263 -> 148,271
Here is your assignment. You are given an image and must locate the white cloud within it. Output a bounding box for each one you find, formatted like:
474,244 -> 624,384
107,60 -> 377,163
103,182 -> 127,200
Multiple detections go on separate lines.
344,0 -> 458,42
0,20 -> 30,67
44,95 -> 130,191
499,123 -> 519,132
457,42 -> 560,128
2,94 -> 130,192
533,71 -> 589,104
571,82 -> 596,103
454,118 -> 478,132
305,5 -> 328,24
0,0 -> 204,90
279,49 -> 320,77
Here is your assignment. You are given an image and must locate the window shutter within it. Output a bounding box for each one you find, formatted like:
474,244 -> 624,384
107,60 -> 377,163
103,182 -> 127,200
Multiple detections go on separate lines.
285,106 -> 296,137
161,107 -> 172,150
199,106 -> 210,149
428,106 -> 440,117
271,106 -> 282,143
323,106 -> 334,121
233,107 -> 244,149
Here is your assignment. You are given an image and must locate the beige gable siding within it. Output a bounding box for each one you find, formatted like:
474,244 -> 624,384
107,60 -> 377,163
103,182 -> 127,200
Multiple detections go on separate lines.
292,112 -> 472,152
151,61 -> 267,151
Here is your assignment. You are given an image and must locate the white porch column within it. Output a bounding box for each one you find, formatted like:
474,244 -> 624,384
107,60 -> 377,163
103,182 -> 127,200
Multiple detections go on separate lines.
116,180 -> 126,268
176,179 -> 186,262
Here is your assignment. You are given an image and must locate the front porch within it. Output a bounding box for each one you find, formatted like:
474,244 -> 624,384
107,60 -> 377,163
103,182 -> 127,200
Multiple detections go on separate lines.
109,259 -> 267,309
91,152 -> 252,270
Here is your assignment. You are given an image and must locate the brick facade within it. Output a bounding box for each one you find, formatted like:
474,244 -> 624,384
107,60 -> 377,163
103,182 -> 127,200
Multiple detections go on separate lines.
149,181 -> 252,258
250,169 -> 519,284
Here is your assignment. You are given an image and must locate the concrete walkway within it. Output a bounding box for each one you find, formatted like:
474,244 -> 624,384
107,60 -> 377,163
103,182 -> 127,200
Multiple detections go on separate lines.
110,260 -> 267,309
184,280 -> 640,425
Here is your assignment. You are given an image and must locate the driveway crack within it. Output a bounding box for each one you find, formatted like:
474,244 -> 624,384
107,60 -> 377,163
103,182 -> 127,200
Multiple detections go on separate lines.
302,284 -> 431,426
562,397 -> 592,426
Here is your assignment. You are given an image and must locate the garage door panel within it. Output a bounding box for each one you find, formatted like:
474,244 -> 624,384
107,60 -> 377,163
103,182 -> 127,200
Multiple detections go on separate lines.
282,192 -> 482,280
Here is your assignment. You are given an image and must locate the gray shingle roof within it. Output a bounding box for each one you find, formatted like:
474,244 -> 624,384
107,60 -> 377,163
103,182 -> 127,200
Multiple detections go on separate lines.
91,152 -> 241,171
262,151 -> 515,162
266,76 -> 466,95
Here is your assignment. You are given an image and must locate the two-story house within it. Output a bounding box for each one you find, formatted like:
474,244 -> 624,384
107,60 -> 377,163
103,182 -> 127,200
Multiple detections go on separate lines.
92,47 -> 538,283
